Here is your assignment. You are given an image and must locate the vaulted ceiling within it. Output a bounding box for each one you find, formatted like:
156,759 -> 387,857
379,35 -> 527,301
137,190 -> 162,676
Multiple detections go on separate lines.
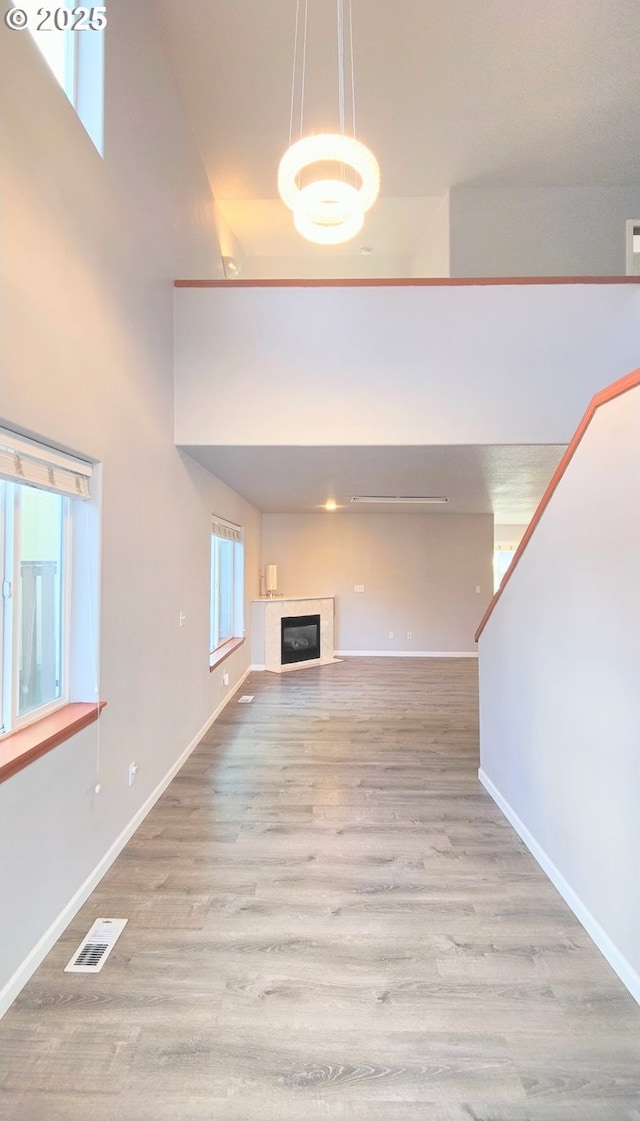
159,2 -> 638,517
157,0 -> 640,278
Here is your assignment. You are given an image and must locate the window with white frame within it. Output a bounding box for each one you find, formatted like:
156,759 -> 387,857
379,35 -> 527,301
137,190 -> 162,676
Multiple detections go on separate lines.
0,430 -> 93,735
210,517 -> 243,654
626,220 -> 640,277
15,1 -> 106,154
493,546 -> 517,593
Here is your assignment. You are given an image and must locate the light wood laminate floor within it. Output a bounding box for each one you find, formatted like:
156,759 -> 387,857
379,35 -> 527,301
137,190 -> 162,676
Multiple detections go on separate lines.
1,658 -> 639,1120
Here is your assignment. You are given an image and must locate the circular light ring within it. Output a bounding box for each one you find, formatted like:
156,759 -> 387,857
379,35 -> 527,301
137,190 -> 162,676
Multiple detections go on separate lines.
293,197 -> 364,245
278,133 -> 380,214
295,179 -> 363,226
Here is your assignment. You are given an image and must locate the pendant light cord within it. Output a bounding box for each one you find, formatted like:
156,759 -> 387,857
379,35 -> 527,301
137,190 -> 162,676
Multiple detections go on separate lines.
339,0 -> 357,136
337,0 -> 345,135
348,0 -> 356,136
288,0 -> 300,147
289,0 -> 309,145
299,0 -> 309,141
290,0 -> 356,144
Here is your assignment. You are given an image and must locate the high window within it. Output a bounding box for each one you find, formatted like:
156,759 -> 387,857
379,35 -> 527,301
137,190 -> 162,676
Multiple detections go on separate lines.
0,430 -> 93,735
16,0 -> 106,153
210,517 -> 243,659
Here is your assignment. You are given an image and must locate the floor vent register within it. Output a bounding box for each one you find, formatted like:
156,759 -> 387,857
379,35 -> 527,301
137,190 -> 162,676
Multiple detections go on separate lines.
64,918 -> 128,973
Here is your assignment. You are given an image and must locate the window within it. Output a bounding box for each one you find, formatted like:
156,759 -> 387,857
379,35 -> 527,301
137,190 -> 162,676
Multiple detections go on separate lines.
16,1 -> 106,154
0,429 -> 93,736
24,2 -> 76,99
626,220 -> 640,277
210,517 -> 243,657
493,547 -> 517,593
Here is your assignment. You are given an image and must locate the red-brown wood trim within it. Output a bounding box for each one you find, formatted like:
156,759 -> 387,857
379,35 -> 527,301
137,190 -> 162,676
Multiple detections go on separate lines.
475,368 -> 640,642
209,636 -> 245,672
0,701 -> 107,784
175,277 -> 640,289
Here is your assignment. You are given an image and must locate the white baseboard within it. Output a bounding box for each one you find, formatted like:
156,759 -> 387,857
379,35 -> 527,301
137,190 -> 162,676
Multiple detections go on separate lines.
0,667 -> 252,1020
264,656 -> 342,675
254,655 -> 478,666
336,650 -> 478,658
478,768 -> 640,1006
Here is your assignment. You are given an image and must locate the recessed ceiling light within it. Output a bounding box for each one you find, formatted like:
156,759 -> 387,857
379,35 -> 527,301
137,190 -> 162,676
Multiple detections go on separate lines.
351,496 -> 448,504
324,499 -> 338,511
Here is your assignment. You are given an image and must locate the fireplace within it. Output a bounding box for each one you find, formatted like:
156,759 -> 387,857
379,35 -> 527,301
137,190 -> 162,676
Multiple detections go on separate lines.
251,597 -> 335,673
281,614 -> 321,665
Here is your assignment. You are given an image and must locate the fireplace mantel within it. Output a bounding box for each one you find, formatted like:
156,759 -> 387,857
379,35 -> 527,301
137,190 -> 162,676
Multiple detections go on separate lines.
251,597 -> 337,673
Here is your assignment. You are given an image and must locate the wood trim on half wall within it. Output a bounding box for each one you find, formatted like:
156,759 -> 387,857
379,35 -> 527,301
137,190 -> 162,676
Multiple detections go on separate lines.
175,277 -> 640,289
475,368 -> 640,642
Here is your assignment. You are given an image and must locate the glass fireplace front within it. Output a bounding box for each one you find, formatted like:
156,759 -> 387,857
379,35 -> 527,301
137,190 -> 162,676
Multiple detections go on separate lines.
281,614 -> 321,665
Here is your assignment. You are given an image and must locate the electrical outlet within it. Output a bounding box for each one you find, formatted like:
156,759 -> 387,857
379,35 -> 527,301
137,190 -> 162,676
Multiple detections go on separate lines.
475,585 -> 481,594
407,631 -> 413,639
389,631 -> 394,639
179,611 -> 186,627
128,762 -> 138,787
222,672 -> 229,686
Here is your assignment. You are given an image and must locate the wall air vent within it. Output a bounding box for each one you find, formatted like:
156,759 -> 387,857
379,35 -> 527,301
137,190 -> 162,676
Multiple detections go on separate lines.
64,918 -> 127,973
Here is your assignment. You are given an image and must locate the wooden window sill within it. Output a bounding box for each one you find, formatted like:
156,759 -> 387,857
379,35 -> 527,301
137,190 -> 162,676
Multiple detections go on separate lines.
210,637 -> 245,672
0,702 -> 106,784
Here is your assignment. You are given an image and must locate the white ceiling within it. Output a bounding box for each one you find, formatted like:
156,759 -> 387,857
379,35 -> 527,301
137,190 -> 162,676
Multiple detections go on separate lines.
157,4 -> 632,519
183,444 -> 565,523
157,0 -> 640,273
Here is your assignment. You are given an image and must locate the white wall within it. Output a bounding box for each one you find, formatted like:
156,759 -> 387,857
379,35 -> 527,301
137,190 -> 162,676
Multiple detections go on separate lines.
410,192 -> 450,278
450,186 -> 640,278
261,513 -> 493,654
174,283 -> 640,446
478,385 -> 640,1000
0,0 -> 260,1008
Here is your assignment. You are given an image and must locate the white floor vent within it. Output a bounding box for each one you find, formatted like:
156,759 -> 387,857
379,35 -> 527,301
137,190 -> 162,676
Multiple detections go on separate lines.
237,695 -> 254,703
64,918 -> 127,974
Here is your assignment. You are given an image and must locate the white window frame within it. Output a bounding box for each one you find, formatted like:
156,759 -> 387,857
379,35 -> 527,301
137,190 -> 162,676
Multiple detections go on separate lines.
16,0 -> 105,155
493,545 -> 518,594
0,428 -> 94,738
626,219 -> 640,277
210,518 -> 244,655
63,19 -> 78,105
1,482 -> 72,735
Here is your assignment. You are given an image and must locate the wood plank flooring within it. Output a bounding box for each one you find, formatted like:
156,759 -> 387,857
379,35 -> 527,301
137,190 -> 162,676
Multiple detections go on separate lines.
1,658 -> 639,1120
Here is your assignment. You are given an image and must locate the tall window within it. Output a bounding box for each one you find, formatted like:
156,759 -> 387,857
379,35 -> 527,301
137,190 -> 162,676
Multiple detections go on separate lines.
0,430 -> 93,735
24,1 -> 77,99
16,1 -> 106,154
493,546 -> 517,593
210,517 -> 243,655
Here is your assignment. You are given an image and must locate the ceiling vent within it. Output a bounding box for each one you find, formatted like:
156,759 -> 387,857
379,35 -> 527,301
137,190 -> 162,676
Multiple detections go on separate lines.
64,918 -> 127,974
351,496 -> 448,505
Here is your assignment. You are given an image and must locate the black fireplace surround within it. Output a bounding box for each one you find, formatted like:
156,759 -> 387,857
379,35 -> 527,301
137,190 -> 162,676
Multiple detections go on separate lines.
281,614 -> 321,665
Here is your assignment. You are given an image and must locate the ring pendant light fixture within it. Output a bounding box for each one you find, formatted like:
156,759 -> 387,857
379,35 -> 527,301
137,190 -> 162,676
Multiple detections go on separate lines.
278,0 -> 380,245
